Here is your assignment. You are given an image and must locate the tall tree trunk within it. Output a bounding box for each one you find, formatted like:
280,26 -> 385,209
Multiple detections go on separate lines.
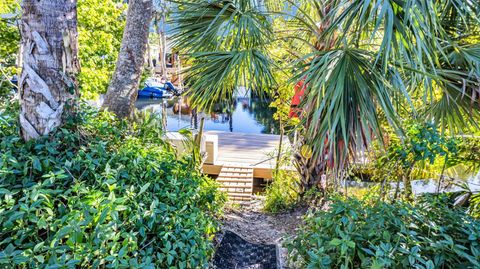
102,0 -> 153,118
155,11 -> 167,78
294,2 -> 337,196
19,0 -> 80,141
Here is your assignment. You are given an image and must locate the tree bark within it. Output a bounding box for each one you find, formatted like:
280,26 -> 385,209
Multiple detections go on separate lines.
155,10 -> 167,78
102,0 -> 153,118
294,2 -> 337,195
19,0 -> 80,141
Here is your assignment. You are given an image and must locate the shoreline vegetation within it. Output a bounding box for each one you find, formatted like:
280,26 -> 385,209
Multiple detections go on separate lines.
0,98 -> 225,267
1,0 -> 479,268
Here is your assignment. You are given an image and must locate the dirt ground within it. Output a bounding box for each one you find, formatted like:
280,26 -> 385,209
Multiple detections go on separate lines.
218,196 -> 307,268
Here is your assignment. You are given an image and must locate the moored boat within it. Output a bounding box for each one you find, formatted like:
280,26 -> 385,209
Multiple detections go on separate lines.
137,77 -> 179,99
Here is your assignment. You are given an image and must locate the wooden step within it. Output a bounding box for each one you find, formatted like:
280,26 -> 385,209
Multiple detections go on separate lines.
229,193 -> 252,197
216,165 -> 254,202
220,168 -> 253,173
221,163 -> 253,167
218,173 -> 253,178
230,197 -> 251,200
217,178 -> 253,183
219,182 -> 252,187
229,193 -> 252,199
219,188 -> 253,194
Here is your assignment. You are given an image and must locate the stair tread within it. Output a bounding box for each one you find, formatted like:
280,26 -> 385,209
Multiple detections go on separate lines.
218,173 -> 253,178
216,165 -> 255,202
220,186 -> 253,190
221,169 -> 253,173
217,178 -> 253,183
227,193 -> 252,197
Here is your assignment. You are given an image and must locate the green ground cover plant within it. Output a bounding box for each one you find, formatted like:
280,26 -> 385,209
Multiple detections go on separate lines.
0,97 -> 225,268
288,196 -> 480,269
264,168 -> 300,214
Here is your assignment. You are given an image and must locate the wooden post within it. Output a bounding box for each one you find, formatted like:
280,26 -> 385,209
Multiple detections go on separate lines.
195,117 -> 205,148
275,119 -> 284,175
162,99 -> 167,130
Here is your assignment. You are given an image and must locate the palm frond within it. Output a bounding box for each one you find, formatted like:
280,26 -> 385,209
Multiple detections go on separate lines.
170,0 -> 276,110
185,49 -> 276,110
293,48 -> 402,171
170,0 -> 273,51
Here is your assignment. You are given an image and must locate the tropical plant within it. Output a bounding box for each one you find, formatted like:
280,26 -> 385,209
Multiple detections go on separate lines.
19,0 -> 80,141
375,122 -> 457,199
0,98 -> 225,268
264,149 -> 301,213
0,0 -> 20,94
102,0 -> 154,118
170,0 -> 277,109
77,0 -> 126,99
447,135 -> 480,175
1,0 -> 128,100
287,195 -> 480,268
170,0 -> 480,195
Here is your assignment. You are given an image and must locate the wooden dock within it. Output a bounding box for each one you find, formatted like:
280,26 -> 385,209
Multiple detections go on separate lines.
203,131 -> 292,201
167,131 -> 293,201
202,131 -> 291,176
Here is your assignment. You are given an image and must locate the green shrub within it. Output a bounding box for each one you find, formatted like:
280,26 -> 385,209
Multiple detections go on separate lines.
264,149 -> 301,213
264,169 -> 300,213
287,196 -> 480,268
0,100 -> 225,268
77,0 -> 125,99
448,135 -> 480,176
375,122 -> 457,198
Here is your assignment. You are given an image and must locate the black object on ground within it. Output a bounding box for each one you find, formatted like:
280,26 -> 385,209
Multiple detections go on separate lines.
212,231 -> 279,269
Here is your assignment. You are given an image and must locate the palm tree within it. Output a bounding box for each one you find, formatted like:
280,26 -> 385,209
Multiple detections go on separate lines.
153,0 -> 169,78
171,0 -> 480,195
19,0 -> 80,141
102,0 -> 154,118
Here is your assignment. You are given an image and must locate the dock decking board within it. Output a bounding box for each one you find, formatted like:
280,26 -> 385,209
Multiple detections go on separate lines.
202,131 -> 293,201
168,130 -> 294,201
204,131 -> 291,170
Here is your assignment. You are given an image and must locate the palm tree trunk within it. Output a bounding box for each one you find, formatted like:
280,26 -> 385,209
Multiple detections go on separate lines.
102,0 -> 154,118
295,2 -> 337,195
156,11 -> 167,78
19,0 -> 80,141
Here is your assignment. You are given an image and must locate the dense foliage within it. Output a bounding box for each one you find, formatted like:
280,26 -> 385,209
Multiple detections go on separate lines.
0,97 -> 225,268
288,196 -> 480,269
77,0 -> 126,99
171,0 -> 480,195
0,0 -> 125,99
264,164 -> 300,213
448,135 -> 480,176
0,0 -> 20,94
375,122 -> 457,197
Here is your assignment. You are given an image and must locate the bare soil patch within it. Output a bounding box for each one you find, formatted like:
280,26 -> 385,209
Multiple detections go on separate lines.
216,196 -> 307,268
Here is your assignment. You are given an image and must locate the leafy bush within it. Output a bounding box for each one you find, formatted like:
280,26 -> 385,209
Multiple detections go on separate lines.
264,169 -> 300,213
0,0 -> 20,95
346,122 -> 459,199
77,0 -> 126,99
264,148 -> 301,213
287,196 -> 480,268
0,100 -> 225,268
448,135 -> 480,176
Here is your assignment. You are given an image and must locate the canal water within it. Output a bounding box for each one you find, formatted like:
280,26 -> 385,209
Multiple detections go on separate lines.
135,96 -> 280,134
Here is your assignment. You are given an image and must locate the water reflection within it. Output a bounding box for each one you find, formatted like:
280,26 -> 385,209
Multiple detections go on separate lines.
135,96 -> 279,134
